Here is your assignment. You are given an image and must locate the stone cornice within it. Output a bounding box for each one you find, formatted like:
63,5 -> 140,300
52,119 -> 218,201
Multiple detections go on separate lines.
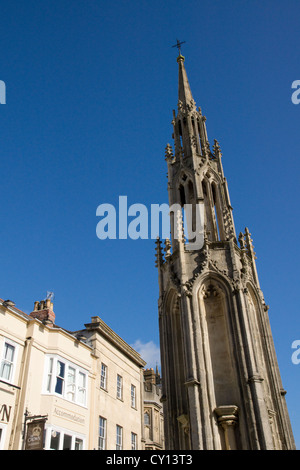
84,316 -> 146,368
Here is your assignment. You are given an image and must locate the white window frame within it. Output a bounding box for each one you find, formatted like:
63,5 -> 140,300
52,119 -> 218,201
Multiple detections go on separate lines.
98,416 -> 107,450
116,374 -> 123,400
131,432 -> 137,450
43,355 -> 87,407
0,337 -> 18,385
131,384 -> 136,409
116,425 -> 123,450
44,424 -> 85,450
100,363 -> 107,390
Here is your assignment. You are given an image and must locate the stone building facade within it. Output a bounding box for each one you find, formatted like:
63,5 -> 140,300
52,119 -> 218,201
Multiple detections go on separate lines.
0,296 -> 148,450
143,367 -> 164,450
155,53 -> 295,450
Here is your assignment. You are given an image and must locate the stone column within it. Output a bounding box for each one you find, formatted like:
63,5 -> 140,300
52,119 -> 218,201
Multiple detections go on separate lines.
215,406 -> 239,450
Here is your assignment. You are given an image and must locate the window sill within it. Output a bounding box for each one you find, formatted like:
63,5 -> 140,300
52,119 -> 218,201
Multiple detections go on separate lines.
41,392 -> 88,409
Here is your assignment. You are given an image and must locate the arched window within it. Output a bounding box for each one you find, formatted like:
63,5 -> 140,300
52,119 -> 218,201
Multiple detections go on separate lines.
187,180 -> 196,233
179,184 -> 186,207
178,120 -> 183,148
202,179 -> 214,241
191,117 -> 200,154
144,411 -> 150,426
212,183 -> 221,241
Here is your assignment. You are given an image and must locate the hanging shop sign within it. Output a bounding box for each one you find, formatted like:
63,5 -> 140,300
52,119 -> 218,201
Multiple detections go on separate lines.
25,418 -> 47,450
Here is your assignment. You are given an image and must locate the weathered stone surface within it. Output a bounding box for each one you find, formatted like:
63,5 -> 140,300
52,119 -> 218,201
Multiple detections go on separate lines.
156,54 -> 295,450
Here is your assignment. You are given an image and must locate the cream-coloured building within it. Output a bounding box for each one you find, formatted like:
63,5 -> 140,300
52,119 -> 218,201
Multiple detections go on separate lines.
0,296 -> 147,450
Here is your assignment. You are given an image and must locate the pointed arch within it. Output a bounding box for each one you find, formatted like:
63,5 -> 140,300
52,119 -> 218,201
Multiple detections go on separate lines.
175,171 -> 198,243
193,273 -> 242,449
162,289 -> 189,448
245,283 -> 266,375
201,178 -> 214,241
197,276 -> 239,406
211,181 -> 226,241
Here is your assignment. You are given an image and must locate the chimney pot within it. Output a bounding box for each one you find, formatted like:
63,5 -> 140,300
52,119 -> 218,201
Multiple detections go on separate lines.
30,298 -> 55,326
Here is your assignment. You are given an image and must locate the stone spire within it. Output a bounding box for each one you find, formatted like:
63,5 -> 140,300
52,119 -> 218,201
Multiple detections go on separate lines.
156,50 -> 296,451
177,54 -> 195,111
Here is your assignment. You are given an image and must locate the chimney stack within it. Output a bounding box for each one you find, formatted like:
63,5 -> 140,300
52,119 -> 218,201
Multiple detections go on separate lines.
30,298 -> 55,326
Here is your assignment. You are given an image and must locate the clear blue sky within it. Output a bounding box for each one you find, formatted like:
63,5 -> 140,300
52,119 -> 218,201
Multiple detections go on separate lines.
0,0 -> 299,448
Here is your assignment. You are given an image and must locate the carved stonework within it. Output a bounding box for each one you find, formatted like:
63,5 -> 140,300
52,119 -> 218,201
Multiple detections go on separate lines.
189,135 -> 197,148
215,406 -> 239,450
209,259 -> 229,279
200,283 -> 222,299
177,414 -> 190,436
168,264 -> 181,290
182,239 -> 210,295
223,207 -> 235,240
200,137 -> 208,157
157,51 -> 296,451
155,237 -> 164,267
164,238 -> 172,259
213,139 -> 222,158
165,143 -> 175,163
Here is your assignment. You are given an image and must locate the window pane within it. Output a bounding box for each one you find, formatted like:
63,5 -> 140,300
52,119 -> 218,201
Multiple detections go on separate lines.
116,425 -> 122,450
55,377 -> 64,395
57,361 -> 65,378
50,431 -> 60,450
117,375 -> 122,399
63,434 -> 72,450
0,343 -> 15,381
55,361 -> 65,395
68,367 -> 75,383
75,438 -> 83,450
77,372 -> 86,405
67,367 -> 76,401
46,358 -> 53,392
4,343 -> 14,362
131,385 -> 136,408
78,371 -> 85,387
144,412 -> 150,426
0,362 -> 11,381
131,432 -> 137,450
100,364 -> 107,389
98,417 -> 106,450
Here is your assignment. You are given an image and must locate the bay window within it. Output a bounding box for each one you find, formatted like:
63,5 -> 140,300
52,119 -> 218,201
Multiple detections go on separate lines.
44,355 -> 87,406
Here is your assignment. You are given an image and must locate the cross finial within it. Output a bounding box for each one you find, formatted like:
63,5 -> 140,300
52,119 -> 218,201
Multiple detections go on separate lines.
172,39 -> 186,56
